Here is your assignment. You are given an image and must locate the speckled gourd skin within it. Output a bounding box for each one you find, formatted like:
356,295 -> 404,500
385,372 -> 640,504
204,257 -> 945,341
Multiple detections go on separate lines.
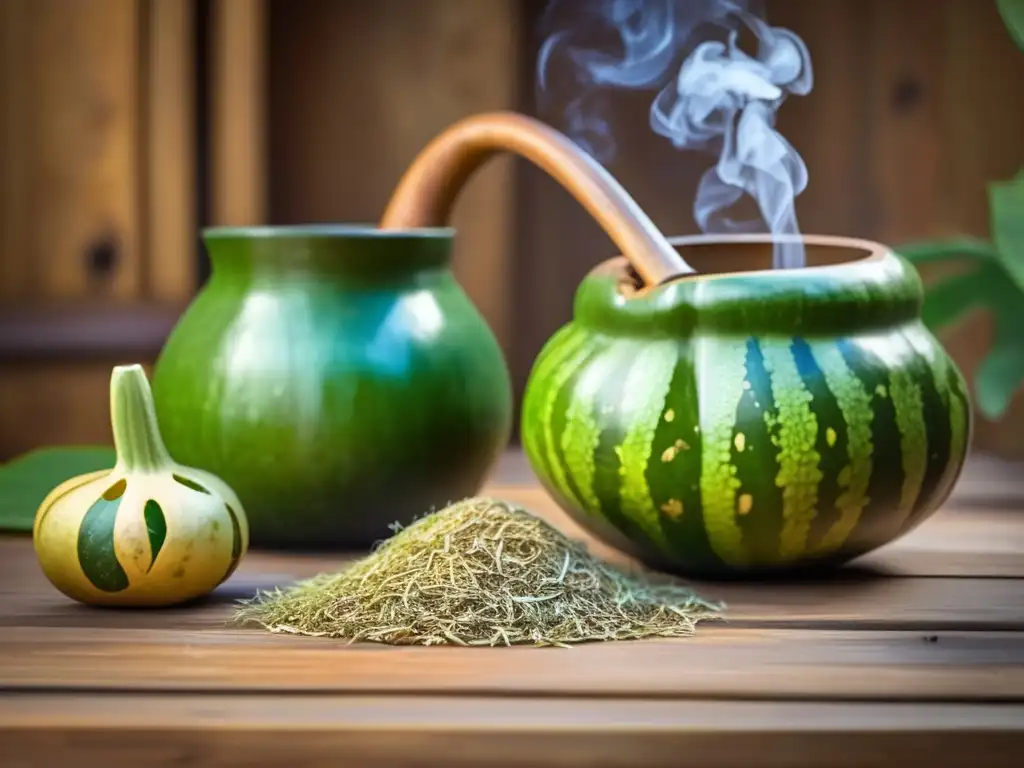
521,247 -> 972,576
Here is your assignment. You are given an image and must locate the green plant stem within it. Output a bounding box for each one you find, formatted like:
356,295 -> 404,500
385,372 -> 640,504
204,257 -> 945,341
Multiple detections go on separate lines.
897,237 -> 1002,265
110,365 -> 173,473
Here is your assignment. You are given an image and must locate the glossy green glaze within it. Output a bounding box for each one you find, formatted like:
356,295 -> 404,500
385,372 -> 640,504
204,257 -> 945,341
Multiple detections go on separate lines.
521,234 -> 972,577
152,226 -> 512,548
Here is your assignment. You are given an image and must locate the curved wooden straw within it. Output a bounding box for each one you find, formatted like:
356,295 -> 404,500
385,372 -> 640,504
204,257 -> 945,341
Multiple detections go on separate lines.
380,112 -> 693,286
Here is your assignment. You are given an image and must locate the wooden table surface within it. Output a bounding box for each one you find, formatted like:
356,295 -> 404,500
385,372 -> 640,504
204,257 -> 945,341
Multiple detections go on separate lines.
2,452 -> 1023,767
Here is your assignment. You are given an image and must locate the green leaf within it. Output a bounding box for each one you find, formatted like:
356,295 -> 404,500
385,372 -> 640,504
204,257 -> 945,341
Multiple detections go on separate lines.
896,237 -> 1003,266
0,446 -> 116,532
997,0 -> 1024,51
989,170 -> 1024,291
901,246 -> 1024,420
919,265 -> 1004,330
976,319 -> 1024,418
969,262 -> 1024,418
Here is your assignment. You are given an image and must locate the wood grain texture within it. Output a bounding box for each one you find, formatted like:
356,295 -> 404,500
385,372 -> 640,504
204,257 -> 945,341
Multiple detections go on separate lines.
937,0 -> 1024,239
268,0 -> 519,353
864,0 -> 945,244
0,0 -> 30,300
930,0 -> 1024,460
211,0 -> 266,226
0,0 -> 142,302
1,485 -> 1023,692
1,627 -> 1021,701
0,304 -> 181,360
3,545 -> 1022,632
0,460 -> 1019,765
145,0 -> 196,301
0,457 -> 1021,765
771,0 -> 868,239
0,361 -> 155,461
2,694 -> 1022,768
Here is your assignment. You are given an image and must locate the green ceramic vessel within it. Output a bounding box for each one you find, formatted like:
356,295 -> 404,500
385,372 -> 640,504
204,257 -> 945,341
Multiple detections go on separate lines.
151,226 -> 512,548
521,234 -> 973,577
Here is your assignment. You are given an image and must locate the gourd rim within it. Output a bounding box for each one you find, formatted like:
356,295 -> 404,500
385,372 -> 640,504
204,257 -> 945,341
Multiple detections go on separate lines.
618,233 -> 891,295
202,224 -> 456,240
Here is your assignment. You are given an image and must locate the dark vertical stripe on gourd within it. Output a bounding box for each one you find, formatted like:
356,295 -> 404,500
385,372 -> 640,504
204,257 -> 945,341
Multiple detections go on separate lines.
901,338 -> 953,533
649,345 -> 719,569
614,341 -> 678,555
540,333 -> 597,500
556,339 -> 621,518
942,365 -> 971,492
589,344 -> 648,545
949,366 -> 970,450
884,334 -> 929,530
77,479 -> 130,592
219,503 -> 244,584
905,356 -> 950,532
790,338 -> 848,555
143,499 -> 167,573
808,340 -> 874,555
837,339 -> 905,549
548,338 -> 607,512
731,338 -> 785,564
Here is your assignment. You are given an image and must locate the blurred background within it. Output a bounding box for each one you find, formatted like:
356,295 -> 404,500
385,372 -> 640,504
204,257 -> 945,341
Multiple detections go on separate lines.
1,0 -> 1022,462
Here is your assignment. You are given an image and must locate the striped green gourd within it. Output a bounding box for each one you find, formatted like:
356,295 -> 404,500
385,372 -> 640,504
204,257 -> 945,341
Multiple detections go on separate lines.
521,234 -> 972,576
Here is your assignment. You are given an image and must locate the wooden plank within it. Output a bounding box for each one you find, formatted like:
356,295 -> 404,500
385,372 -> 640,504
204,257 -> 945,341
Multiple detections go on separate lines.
0,0 -> 29,300
0,362 -> 156,461
1,693 -> 1022,768
1,461 -> 1022,575
945,454 -> 1024,508
864,0 -> 946,244
1,529 -> 1022,632
5,0 -> 142,301
425,0 -> 518,355
146,0 -> 196,301
923,0 -> 1024,460
770,0 -> 870,239
210,0 -> 266,226
1,627 -> 1021,702
268,0 -> 519,354
937,0 -> 1024,241
0,304 -> 182,360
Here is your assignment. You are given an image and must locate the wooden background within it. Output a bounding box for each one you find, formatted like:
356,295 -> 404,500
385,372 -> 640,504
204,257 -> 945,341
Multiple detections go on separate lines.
1,0 -> 1023,461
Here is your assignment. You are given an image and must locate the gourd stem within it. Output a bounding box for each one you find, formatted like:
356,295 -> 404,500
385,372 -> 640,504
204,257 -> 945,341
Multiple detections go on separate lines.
110,364 -> 173,473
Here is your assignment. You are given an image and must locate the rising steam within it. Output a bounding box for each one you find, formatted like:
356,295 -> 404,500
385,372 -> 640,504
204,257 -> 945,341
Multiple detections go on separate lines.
538,0 -> 813,268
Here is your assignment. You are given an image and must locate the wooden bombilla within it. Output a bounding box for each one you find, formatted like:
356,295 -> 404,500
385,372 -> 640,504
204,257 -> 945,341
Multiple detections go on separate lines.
379,111 -> 695,287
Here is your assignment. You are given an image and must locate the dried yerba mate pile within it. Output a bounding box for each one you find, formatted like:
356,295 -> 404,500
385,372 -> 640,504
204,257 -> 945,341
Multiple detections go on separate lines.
234,497 -> 722,647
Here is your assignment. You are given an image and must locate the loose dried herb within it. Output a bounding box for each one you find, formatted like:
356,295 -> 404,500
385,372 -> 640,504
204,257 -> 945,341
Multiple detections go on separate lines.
234,497 -> 722,647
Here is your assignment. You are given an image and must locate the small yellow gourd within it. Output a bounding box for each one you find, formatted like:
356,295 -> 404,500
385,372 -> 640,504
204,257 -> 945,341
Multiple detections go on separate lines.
33,364 -> 249,607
